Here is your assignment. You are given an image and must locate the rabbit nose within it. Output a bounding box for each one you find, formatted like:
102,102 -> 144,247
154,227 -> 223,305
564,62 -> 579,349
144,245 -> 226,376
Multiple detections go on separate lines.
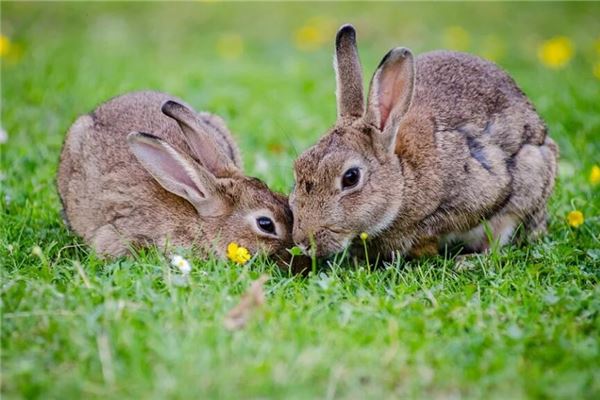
293,226 -> 312,255
297,243 -> 310,256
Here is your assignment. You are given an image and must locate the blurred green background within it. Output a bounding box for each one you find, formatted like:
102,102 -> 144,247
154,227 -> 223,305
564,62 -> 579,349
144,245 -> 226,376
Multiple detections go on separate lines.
2,2 -> 599,399
2,2 -> 599,192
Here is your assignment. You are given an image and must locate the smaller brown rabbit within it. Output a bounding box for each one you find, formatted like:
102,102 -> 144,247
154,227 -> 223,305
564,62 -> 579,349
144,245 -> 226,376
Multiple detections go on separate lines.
290,25 -> 558,260
58,91 -> 303,269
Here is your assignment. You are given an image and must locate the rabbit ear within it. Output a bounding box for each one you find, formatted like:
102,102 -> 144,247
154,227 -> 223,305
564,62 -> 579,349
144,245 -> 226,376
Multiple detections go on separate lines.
127,132 -> 226,217
161,100 -> 238,177
334,24 -> 365,120
364,47 -> 415,148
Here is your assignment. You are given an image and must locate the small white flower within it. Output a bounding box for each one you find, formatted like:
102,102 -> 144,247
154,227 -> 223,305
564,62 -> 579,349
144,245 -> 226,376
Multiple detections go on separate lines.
32,245 -> 43,258
170,254 -> 191,274
0,126 -> 7,144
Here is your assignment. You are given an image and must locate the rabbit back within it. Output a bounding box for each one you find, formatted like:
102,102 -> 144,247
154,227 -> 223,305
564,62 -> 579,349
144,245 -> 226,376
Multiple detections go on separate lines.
412,51 -> 547,150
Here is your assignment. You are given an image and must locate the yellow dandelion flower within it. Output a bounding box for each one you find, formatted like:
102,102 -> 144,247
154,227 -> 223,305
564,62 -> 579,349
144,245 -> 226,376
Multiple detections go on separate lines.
593,61 -> 600,80
227,242 -> 251,265
443,26 -> 470,52
360,232 -> 369,241
567,210 -> 584,228
537,36 -> 574,69
294,16 -> 335,52
589,165 -> 600,185
0,34 -> 11,57
216,33 -> 244,61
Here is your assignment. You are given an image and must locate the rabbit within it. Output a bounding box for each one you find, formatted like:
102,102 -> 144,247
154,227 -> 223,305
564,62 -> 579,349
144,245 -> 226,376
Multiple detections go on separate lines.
58,91 -> 306,270
290,25 -> 558,260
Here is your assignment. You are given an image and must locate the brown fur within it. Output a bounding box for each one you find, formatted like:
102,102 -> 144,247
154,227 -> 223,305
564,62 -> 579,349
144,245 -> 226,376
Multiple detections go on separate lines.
291,25 -> 557,260
335,24 -> 365,119
407,236 -> 439,258
58,91 -> 307,271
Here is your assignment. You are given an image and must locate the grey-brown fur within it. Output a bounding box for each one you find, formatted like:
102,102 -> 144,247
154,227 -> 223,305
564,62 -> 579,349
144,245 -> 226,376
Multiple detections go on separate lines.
291,25 -> 557,259
335,24 -> 365,119
58,91 -> 302,268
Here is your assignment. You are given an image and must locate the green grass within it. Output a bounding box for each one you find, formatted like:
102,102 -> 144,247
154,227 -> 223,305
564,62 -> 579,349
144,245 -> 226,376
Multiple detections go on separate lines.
2,2 -> 599,399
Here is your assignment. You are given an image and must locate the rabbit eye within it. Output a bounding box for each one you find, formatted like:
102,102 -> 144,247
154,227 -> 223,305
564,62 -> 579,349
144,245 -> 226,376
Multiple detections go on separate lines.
341,168 -> 360,189
256,216 -> 276,235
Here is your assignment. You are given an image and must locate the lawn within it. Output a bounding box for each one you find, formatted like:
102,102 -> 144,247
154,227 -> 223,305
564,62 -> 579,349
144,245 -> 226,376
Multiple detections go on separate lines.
1,2 -> 599,399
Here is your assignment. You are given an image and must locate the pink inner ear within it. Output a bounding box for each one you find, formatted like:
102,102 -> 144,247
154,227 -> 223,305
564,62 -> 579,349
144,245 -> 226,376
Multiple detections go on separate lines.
135,143 -> 205,198
378,63 -> 409,130
378,88 -> 393,130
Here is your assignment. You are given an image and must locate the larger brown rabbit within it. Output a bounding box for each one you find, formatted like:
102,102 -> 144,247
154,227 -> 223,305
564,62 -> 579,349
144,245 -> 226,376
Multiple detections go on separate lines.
58,91 -> 302,268
291,25 -> 557,259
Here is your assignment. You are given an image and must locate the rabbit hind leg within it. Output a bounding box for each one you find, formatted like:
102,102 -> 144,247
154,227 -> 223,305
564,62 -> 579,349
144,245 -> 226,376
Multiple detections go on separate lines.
442,212 -> 520,254
505,140 -> 556,241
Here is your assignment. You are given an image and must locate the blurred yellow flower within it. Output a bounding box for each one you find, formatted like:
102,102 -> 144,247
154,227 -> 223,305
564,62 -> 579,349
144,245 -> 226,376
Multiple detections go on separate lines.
589,165 -> 600,185
294,16 -> 335,52
567,210 -> 584,228
0,34 -> 11,57
360,232 -> 369,241
227,242 -> 251,265
0,34 -> 23,64
443,26 -> 470,52
537,36 -> 574,69
216,33 -> 244,60
593,61 -> 600,80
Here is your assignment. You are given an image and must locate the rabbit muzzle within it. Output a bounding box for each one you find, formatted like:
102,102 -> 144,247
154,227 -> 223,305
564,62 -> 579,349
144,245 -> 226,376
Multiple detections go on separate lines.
293,223 -> 353,258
